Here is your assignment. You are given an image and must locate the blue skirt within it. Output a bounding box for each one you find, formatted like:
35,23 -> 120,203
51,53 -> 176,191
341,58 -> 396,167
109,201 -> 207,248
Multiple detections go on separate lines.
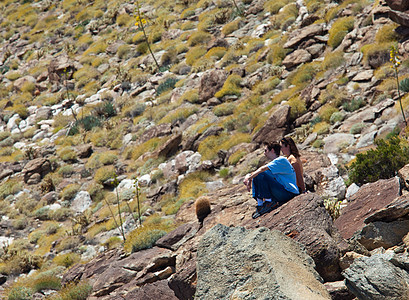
252,172 -> 297,204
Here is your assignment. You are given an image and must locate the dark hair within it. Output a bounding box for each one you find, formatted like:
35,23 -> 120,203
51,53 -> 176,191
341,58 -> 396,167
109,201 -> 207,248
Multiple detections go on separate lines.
280,137 -> 300,157
264,142 -> 281,156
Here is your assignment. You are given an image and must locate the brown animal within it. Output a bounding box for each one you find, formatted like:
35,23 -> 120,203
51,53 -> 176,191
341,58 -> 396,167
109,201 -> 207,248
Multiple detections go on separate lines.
195,196 -> 211,224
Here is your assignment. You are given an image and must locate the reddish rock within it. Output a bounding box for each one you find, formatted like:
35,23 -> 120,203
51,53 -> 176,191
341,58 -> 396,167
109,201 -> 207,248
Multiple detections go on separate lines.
155,133 -> 182,158
282,49 -> 312,69
389,9 -> 409,27
245,193 -> 345,282
22,158 -> 51,184
156,223 -> 199,251
365,193 -> 409,223
168,259 -> 197,300
140,123 -> 172,143
252,105 -> 291,144
386,0 -> 409,11
124,280 -> 178,300
334,177 -> 401,240
199,69 -> 228,103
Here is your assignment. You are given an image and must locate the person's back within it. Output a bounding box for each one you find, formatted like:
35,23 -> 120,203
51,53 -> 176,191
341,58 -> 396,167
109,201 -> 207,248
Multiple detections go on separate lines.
280,137 -> 306,193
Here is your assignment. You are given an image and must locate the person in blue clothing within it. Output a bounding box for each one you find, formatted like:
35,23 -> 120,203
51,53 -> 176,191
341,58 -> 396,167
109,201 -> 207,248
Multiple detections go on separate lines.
243,141 -> 299,219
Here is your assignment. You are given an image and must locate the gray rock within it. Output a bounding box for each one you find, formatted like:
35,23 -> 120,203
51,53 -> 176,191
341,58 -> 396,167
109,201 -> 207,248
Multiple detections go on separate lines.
71,191 -> 92,214
282,49 -> 312,69
355,219 -> 409,250
195,224 -> 331,299
343,254 -> 409,300
323,133 -> 355,153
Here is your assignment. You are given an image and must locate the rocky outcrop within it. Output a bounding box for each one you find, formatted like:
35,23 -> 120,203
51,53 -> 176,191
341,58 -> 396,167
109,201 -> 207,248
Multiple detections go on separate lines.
199,69 -> 228,103
22,157 -> 51,184
343,252 -> 409,299
245,193 -> 345,282
252,104 -> 291,144
195,224 -> 331,299
334,177 -> 401,239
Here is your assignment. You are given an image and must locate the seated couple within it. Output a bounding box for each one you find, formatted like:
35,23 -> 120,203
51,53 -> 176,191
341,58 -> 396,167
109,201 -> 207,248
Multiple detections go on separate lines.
243,137 -> 305,219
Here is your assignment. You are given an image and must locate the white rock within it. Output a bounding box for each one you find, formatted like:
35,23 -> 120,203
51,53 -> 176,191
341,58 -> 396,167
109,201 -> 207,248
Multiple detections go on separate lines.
346,183 -> 360,200
206,180 -> 224,192
139,174 -> 151,186
71,191 -> 92,214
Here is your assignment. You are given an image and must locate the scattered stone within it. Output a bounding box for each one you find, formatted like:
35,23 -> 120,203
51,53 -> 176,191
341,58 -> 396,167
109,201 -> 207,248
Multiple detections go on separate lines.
252,105 -> 290,144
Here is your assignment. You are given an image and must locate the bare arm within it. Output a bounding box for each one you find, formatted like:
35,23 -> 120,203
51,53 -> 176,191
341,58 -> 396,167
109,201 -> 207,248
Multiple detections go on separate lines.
243,164 -> 269,191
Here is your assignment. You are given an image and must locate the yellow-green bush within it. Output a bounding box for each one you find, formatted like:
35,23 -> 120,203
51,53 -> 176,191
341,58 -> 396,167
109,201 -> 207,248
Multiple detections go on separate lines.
313,121 -> 330,135
228,150 -> 248,165
221,19 -> 241,36
191,57 -> 215,72
0,178 -> 23,200
375,23 -> 399,44
288,95 -> 307,120
252,76 -> 281,95
328,16 -> 354,48
117,44 -> 131,59
264,0 -> 289,14
361,42 -> 391,68
187,31 -> 212,46
83,40 -> 107,55
117,13 -> 133,26
57,146 -> 77,162
158,106 -> 198,124
213,102 -> 235,116
214,74 -> 242,99
53,253 -> 81,268
271,3 -> 298,30
179,171 -> 210,199
11,104 -> 29,119
180,89 -> 200,103
124,214 -> 175,253
186,46 -> 207,66
60,184 -> 80,201
322,50 -> 345,70
94,165 -> 116,184
5,70 -> 21,81
204,47 -> 227,60
286,62 -> 320,87
48,280 -> 92,300
319,104 -> 339,122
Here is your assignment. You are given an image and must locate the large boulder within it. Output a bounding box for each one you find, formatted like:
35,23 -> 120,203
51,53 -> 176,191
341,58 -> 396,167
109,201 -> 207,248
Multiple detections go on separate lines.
343,253 -> 409,299
245,193 -> 345,282
386,0 -> 409,11
22,158 -> 51,184
199,69 -> 228,103
195,224 -> 331,299
252,104 -> 291,144
334,177 -> 401,240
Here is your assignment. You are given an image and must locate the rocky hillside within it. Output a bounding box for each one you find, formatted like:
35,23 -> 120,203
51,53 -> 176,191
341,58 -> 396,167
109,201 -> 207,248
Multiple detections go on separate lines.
1,0 -> 409,298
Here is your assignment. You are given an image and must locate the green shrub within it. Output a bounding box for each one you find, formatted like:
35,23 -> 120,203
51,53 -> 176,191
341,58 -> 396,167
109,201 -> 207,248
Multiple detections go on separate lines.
348,137 -> 409,185
158,107 -> 198,125
350,123 -> 365,134
221,19 -> 241,36
213,102 -> 235,116
312,139 -> 325,148
361,43 -> 390,68
228,150 -> 247,165
322,50 -> 345,70
185,46 -> 207,66
286,62 -> 320,87
0,179 -> 22,200
328,16 -> 354,48
319,104 -> 338,122
204,47 -> 227,60
214,74 -> 242,99
57,147 -> 77,162
94,165 -> 116,184
60,184 -> 80,201
219,168 -> 229,178
68,115 -> 102,135
342,97 -> 365,112
187,31 -> 212,46
375,23 -> 399,44
156,77 -> 178,96
117,44 -> 131,59
180,89 -> 200,103
400,78 -> 409,93
53,253 -> 81,268
329,111 -> 345,124
6,286 -> 33,300
49,281 -> 92,300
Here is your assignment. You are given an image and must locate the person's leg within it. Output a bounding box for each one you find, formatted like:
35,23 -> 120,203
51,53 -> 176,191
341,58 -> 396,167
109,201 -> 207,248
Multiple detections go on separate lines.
253,172 -> 296,204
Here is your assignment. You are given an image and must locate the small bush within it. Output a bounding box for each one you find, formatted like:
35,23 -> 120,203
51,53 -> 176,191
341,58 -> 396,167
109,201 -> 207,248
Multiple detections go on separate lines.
221,19 -> 241,36
322,50 -> 345,70
49,281 -> 92,300
0,178 -> 22,200
342,97 -> 365,112
213,102 -> 235,116
53,253 -> 81,268
187,31 -> 212,46
6,286 -> 33,300
180,89 -> 200,103
94,165 -> 116,184
328,16 -> 354,48
186,46 -> 207,66
375,23 -> 399,44
286,62 -> 320,87
156,77 -> 178,96
158,107 -> 198,125
214,74 -> 242,99
57,147 -> 77,162
350,123 -> 365,134
117,44 -> 131,59
313,121 -> 330,135
361,43 -> 390,68
348,137 -> 409,185
319,104 -> 338,123
204,47 -> 227,60
60,184 -> 80,201
124,214 -> 174,253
